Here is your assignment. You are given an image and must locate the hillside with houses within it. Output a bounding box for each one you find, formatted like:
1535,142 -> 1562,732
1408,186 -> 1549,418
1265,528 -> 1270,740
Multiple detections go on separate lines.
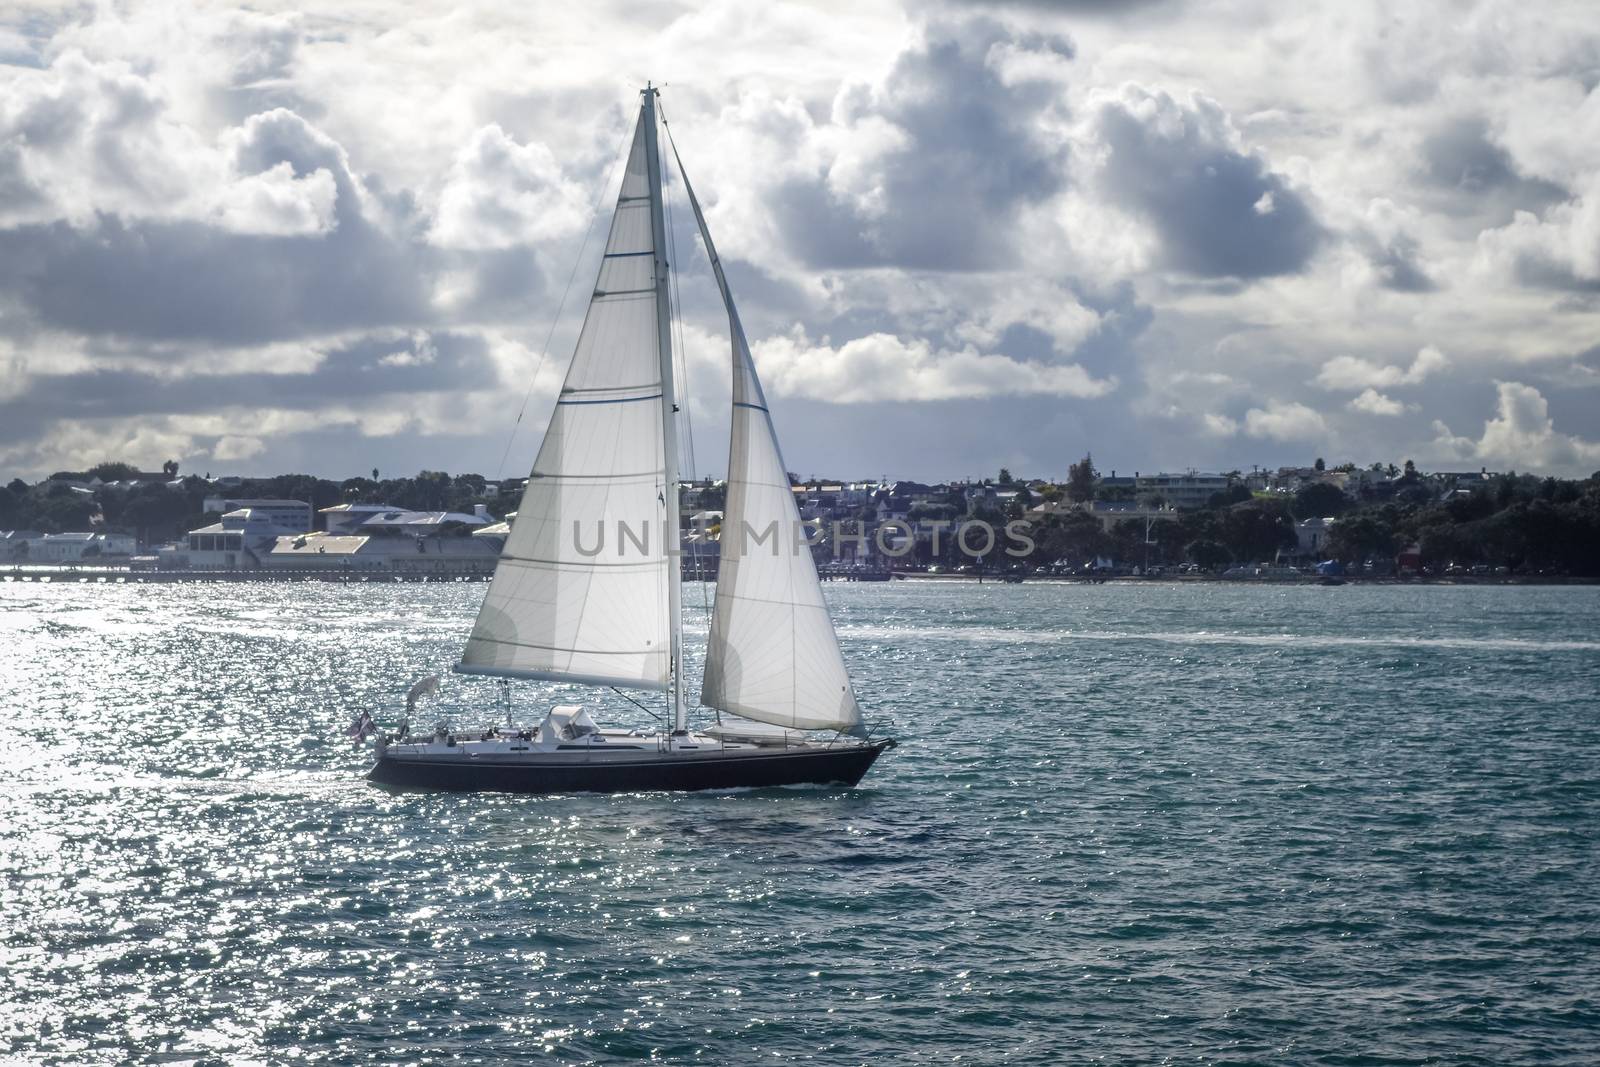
2,457 -> 1598,580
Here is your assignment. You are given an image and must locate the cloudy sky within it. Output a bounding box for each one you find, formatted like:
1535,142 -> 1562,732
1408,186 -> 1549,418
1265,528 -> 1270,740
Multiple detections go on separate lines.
2,0 -> 1599,483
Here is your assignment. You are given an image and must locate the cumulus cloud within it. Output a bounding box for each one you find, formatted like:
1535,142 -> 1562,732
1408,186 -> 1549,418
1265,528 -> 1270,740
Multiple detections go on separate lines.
4,1 -> 1600,484
1432,381 -> 1600,473
429,124 -> 589,250
1348,388 -> 1408,416
1243,401 -> 1327,441
1315,346 -> 1447,390
727,16 -> 1077,272
0,51 -> 339,236
751,327 -> 1115,403
951,279 -> 1103,353
0,99 -> 430,347
1477,175 -> 1600,288
212,434 -> 266,461
1082,85 -> 1323,278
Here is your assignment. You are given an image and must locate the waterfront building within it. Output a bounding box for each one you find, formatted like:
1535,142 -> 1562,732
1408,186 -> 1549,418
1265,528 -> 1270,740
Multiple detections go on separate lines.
185,508 -> 299,569
199,497 -> 312,532
1,530 -> 44,561
25,531 -> 137,562
472,511 -> 515,541
319,503 -> 400,534
1296,516 -> 1337,557
354,506 -> 492,535
264,530 -> 501,575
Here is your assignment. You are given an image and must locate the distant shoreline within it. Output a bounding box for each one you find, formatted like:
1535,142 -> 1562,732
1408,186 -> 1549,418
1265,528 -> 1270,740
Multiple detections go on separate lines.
4,565 -> 1595,587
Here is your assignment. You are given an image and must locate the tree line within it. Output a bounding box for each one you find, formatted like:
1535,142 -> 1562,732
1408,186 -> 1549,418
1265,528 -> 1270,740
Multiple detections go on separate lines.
1007,462 -> 1600,576
0,463 -> 514,545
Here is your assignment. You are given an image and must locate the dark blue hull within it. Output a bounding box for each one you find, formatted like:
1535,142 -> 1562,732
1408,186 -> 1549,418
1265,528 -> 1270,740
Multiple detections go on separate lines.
368,739 -> 894,794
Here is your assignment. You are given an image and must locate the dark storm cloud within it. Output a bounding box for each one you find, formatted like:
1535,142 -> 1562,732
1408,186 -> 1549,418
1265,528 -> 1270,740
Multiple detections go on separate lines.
1361,229 -> 1436,293
0,214 -> 428,345
0,331 -> 497,446
1061,280 -> 1152,377
775,18 -> 1073,271
1091,87 -> 1323,279
0,107 -> 434,345
1416,115 -> 1567,222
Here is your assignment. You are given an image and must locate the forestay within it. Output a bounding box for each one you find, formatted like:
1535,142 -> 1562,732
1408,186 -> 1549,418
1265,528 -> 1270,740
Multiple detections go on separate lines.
457,114 -> 672,690
669,136 -> 864,735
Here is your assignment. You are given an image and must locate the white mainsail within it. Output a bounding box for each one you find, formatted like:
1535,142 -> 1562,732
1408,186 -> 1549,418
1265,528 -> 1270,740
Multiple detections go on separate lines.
668,137 -> 865,735
457,111 -> 674,691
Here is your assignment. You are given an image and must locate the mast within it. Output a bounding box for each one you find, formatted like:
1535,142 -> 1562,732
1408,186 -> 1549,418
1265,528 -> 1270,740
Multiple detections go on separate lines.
642,85 -> 687,734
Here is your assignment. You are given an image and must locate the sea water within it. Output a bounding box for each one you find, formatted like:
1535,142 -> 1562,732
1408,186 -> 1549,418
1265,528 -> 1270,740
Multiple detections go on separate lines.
2,580 -> 1597,1064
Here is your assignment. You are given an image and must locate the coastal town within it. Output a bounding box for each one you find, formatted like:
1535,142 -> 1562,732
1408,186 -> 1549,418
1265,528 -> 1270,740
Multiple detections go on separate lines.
3,457 -> 1597,582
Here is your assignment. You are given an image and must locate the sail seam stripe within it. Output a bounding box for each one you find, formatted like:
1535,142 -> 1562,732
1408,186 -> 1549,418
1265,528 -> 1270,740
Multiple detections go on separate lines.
717,591 -> 828,608
732,401 -> 769,412
555,393 -> 663,406
530,470 -> 661,479
603,250 -> 654,258
467,635 -> 661,654
561,383 -> 661,394
500,554 -> 665,568
593,288 -> 657,297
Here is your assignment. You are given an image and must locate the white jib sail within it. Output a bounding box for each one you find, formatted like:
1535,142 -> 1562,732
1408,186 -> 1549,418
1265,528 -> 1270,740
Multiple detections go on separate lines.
457,114 -> 672,690
669,139 -> 864,734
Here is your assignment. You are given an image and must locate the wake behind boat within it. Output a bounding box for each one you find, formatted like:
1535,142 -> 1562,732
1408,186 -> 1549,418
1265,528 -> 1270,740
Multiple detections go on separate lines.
364,86 -> 894,794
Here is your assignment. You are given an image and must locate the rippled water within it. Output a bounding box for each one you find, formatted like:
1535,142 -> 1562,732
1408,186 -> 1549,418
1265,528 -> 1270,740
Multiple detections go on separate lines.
3,580 -> 1598,1064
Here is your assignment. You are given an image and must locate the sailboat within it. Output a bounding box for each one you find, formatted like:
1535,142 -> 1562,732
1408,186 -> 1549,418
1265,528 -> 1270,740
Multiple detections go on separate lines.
368,87 -> 895,794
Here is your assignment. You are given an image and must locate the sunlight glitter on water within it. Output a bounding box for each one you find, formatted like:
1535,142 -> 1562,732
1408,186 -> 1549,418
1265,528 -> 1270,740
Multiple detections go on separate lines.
2,581 -> 1599,1063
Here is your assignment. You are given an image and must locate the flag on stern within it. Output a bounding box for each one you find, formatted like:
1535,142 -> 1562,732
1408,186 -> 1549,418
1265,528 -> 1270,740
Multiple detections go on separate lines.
345,710 -> 376,743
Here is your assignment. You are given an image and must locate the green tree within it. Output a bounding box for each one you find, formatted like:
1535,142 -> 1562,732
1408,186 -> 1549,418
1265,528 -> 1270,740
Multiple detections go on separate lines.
1326,513 -> 1397,562
88,461 -> 138,481
1186,539 -> 1231,570
1291,482 -> 1348,520
118,482 -> 193,543
997,468 -> 1014,485
1034,511 -> 1110,565
1219,500 -> 1294,562
1066,453 -> 1096,503
1314,457 -> 1326,472
1207,484 -> 1252,509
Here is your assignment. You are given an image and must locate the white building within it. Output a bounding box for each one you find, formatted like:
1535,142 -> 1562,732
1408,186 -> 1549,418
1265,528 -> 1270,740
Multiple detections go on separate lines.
319,503 -> 493,535
319,503 -> 402,534
26,532 -> 137,562
1296,517 -> 1337,557
1134,472 -> 1230,509
200,498 -> 312,533
184,507 -> 302,569
355,506 -> 492,535
265,531 -> 501,575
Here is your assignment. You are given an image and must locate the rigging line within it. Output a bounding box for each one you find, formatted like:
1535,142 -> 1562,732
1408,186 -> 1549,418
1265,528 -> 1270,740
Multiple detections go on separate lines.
661,107 -> 722,731
660,102 -> 714,638
656,103 -> 707,729
493,120 -> 636,484
612,685 -> 664,725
